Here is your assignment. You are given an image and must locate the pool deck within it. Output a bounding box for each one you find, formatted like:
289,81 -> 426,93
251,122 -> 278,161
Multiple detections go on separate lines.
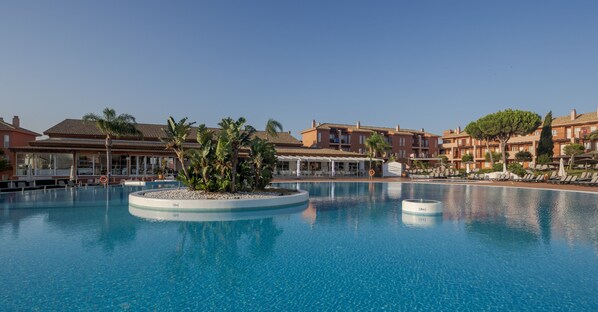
273,177 -> 598,193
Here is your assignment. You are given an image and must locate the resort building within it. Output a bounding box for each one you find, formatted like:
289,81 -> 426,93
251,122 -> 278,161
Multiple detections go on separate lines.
8,118 -> 371,182
0,116 -> 40,180
300,120 -> 441,163
441,109 -> 598,169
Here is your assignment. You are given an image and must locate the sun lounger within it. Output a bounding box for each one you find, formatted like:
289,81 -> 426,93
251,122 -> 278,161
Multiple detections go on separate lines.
557,176 -> 574,185
548,175 -> 567,184
576,176 -> 598,186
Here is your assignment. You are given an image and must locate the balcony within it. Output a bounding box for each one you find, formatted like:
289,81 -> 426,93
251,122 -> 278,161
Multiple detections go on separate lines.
329,138 -> 350,145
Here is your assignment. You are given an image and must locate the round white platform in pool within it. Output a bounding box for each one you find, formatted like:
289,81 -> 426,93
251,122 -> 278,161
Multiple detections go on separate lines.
401,199 -> 443,215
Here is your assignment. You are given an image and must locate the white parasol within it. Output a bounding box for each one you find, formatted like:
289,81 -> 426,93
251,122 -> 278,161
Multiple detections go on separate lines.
558,158 -> 566,177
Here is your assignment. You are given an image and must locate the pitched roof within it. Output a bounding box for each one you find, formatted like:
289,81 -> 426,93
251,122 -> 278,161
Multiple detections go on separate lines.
441,131 -> 470,139
301,122 -> 439,137
44,119 -> 302,146
552,111 -> 598,126
0,119 -> 41,136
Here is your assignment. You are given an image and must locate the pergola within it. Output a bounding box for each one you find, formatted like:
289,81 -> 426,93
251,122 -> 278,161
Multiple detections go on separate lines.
276,155 -> 382,177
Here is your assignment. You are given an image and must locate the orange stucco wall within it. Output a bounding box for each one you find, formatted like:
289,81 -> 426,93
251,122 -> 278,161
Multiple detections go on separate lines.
0,130 -> 38,179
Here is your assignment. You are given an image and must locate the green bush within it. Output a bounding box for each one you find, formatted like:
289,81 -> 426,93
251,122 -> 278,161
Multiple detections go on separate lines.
537,154 -> 551,165
492,163 -> 504,172
507,163 -> 526,177
461,154 -> 474,162
515,151 -> 533,162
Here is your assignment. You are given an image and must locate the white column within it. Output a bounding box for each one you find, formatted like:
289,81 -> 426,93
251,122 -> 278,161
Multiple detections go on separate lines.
331,160 -> 335,177
296,159 -> 301,177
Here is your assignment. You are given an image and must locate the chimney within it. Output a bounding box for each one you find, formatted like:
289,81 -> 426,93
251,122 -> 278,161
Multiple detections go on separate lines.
12,116 -> 20,128
311,120 -> 316,128
456,126 -> 461,134
571,109 -> 576,121
421,128 -> 425,132
0,117 -> 3,122
356,121 -> 361,129
395,124 -> 400,131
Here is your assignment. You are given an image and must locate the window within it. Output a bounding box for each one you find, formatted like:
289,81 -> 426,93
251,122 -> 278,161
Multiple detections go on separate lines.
552,130 -> 557,136
3,135 -> 8,148
276,161 -> 289,171
566,129 -> 572,138
591,126 -> 597,132
317,132 -> 321,143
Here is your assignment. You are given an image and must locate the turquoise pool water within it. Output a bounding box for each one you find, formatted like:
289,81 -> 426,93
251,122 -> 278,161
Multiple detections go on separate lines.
1,182 -> 597,310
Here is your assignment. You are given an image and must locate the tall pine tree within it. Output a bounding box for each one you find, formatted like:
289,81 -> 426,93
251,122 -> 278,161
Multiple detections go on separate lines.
536,111 -> 554,159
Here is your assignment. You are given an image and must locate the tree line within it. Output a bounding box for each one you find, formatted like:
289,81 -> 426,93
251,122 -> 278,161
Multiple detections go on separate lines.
464,109 -> 596,172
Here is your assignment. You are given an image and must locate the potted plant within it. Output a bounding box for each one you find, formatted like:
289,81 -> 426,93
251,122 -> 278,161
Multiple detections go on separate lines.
154,167 -> 164,180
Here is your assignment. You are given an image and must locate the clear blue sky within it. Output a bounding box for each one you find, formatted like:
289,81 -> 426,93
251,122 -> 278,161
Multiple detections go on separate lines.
1,0 -> 597,138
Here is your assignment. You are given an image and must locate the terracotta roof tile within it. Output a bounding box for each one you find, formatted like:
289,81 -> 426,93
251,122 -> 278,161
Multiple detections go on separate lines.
552,111 -> 598,126
0,119 -> 41,136
441,131 -> 470,139
302,122 -> 440,137
44,119 -> 302,146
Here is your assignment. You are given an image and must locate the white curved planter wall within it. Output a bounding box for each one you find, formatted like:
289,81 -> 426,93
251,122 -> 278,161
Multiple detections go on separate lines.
401,199 -> 443,215
129,189 -> 309,212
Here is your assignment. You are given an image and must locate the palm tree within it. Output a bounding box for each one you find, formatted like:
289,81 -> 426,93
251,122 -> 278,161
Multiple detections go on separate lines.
249,138 -> 277,190
218,117 -> 256,192
364,132 -> 390,177
264,118 -> 283,141
589,130 -> 598,140
82,108 -> 142,179
161,116 -> 196,183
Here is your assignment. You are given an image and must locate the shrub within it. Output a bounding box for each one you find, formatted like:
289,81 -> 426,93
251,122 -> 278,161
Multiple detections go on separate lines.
492,163 -> 503,172
461,154 -> 473,162
536,154 -> 551,165
507,163 -> 526,177
515,151 -> 533,162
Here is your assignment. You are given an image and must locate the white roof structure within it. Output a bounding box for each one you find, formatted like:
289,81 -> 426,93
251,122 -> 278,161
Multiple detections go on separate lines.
277,155 -> 382,162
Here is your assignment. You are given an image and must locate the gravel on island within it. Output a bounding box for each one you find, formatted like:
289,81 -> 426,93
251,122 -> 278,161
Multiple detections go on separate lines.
142,188 -> 294,200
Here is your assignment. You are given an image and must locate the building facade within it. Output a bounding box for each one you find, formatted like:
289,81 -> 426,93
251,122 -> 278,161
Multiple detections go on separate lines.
0,116 -> 40,180
8,118 -> 371,182
301,120 -> 440,163
441,109 -> 598,169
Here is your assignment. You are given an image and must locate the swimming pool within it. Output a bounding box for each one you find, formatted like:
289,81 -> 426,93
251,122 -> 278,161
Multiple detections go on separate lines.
1,182 -> 597,310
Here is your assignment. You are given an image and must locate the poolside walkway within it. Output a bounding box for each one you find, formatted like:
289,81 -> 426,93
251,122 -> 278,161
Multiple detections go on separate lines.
273,177 -> 598,193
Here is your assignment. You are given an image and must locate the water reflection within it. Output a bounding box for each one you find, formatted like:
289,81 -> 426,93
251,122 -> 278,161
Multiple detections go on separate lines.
129,202 -> 308,222
169,217 -> 284,287
275,182 -> 598,252
465,220 -> 539,249
0,186 -> 142,251
401,213 -> 443,228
